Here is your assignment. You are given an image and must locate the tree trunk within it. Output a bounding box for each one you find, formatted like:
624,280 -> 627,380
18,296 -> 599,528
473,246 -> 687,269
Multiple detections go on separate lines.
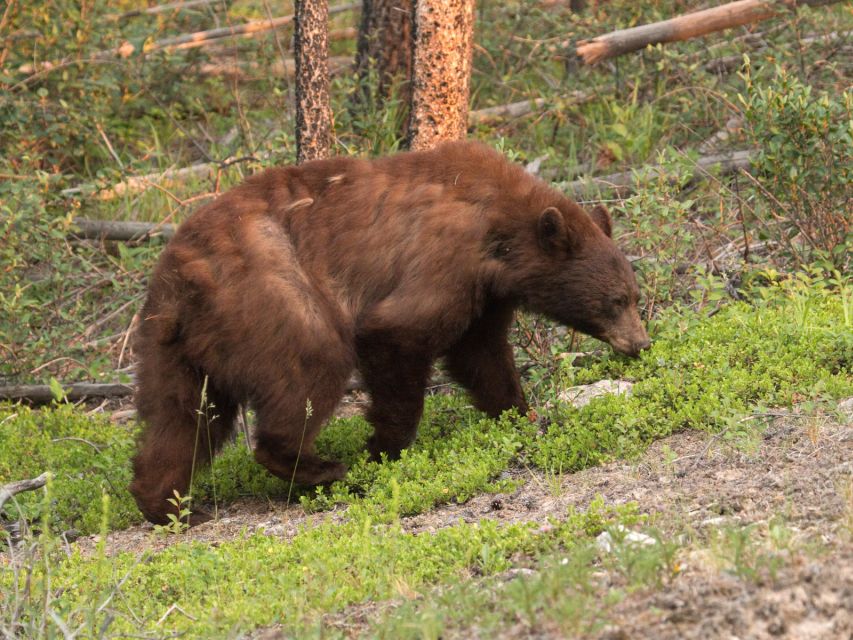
406,0 -> 475,151
294,0 -> 333,162
576,0 -> 844,64
355,0 -> 413,102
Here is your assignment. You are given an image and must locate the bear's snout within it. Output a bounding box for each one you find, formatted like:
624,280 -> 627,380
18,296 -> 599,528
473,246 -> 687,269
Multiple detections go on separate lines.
601,308 -> 651,358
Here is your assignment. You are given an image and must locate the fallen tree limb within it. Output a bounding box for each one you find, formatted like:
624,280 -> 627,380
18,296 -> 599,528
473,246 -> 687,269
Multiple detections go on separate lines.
565,149 -> 754,197
111,0 -> 227,20
70,219 -> 176,242
0,383 -> 134,406
704,29 -> 852,73
0,372 -> 456,407
576,0 -> 844,64
0,473 -> 51,512
468,91 -> 590,126
198,54 -> 352,81
18,3 -> 358,73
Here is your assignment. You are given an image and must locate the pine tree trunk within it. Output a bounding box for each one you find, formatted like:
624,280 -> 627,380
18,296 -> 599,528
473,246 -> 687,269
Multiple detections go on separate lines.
406,0 -> 475,151
294,0 -> 332,162
355,0 -> 413,102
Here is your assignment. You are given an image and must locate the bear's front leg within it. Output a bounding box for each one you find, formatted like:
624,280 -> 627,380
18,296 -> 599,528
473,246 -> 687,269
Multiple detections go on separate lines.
444,302 -> 528,418
357,338 -> 433,461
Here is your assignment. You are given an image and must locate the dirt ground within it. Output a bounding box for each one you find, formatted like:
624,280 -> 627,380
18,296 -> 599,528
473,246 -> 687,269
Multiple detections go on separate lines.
78,395 -> 853,639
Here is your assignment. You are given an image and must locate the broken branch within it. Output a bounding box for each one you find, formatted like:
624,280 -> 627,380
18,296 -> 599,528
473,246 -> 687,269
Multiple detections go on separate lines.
576,0 -> 844,65
0,473 -> 51,512
0,383 -> 134,406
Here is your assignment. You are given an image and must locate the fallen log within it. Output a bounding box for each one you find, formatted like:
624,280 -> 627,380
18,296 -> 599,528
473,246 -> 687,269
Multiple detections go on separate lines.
0,373 -> 446,407
576,0 -> 843,65
565,149 -> 754,197
704,29 -> 852,73
0,383 -> 134,406
70,219 -> 176,242
0,473 -> 51,512
111,0 -> 227,20
18,3 -> 358,73
468,91 -> 590,126
198,55 -> 352,81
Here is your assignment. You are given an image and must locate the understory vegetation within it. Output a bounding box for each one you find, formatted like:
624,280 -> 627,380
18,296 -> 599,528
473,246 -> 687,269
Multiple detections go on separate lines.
1,0 -> 851,637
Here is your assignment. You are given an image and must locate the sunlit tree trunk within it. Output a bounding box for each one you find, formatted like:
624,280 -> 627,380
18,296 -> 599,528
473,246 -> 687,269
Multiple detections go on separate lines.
406,0 -> 475,150
294,0 -> 332,162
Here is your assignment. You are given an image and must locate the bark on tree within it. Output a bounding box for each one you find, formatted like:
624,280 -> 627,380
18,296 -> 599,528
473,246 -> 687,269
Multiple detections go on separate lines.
355,0 -> 413,102
576,0 -> 844,64
294,0 -> 333,162
406,0 -> 475,150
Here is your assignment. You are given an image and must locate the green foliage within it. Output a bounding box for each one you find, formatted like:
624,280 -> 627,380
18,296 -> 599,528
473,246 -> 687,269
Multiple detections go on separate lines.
530,275 -> 852,472
0,405 -> 138,534
0,495 -> 640,637
739,63 -> 852,270
152,490 -> 192,535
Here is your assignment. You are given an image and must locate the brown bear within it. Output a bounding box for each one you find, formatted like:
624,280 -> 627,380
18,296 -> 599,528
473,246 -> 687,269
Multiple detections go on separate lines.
130,140 -> 650,524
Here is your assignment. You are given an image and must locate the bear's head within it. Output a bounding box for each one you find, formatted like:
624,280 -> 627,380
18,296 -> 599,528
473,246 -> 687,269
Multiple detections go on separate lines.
503,202 -> 650,357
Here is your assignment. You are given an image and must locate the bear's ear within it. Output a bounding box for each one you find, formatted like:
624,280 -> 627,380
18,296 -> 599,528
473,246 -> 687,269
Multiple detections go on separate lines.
537,207 -> 568,252
588,204 -> 612,238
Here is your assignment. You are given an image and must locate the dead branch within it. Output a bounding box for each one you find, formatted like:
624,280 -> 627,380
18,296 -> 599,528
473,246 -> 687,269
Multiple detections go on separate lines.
18,3 -> 358,73
565,149 -> 754,197
576,0 -> 844,65
705,28 -> 852,73
111,0 -> 227,20
198,55 -> 352,81
70,219 -> 176,242
0,383 -> 134,406
0,473 -> 50,512
468,91 -> 591,126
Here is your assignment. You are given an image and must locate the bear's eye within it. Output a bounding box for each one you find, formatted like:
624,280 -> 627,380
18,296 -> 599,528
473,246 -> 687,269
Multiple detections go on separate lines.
612,295 -> 628,308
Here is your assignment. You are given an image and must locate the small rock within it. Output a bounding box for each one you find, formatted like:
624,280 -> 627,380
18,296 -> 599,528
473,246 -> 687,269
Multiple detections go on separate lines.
598,625 -> 629,640
557,380 -> 634,408
502,567 -> 535,581
596,525 -> 657,553
837,397 -> 853,422
767,619 -> 786,636
701,516 -> 732,527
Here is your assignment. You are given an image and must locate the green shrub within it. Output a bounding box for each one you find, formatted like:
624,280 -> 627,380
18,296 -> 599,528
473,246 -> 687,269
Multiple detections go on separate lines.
739,63 -> 852,271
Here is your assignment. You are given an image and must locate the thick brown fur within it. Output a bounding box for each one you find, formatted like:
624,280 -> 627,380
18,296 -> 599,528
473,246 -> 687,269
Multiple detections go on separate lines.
130,140 -> 649,524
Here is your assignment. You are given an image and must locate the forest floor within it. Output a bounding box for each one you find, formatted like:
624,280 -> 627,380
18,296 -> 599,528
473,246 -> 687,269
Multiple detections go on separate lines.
73,394 -> 853,639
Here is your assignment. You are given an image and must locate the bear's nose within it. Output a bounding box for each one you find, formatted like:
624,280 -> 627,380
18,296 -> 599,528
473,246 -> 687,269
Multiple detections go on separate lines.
635,338 -> 651,352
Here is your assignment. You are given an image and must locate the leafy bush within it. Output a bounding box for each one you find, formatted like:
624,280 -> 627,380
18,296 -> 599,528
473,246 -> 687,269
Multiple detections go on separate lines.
739,63 -> 852,271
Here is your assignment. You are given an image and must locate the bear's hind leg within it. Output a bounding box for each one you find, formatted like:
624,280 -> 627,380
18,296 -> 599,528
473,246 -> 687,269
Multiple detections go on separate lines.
252,381 -> 350,486
250,338 -> 354,487
131,349 -> 237,525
